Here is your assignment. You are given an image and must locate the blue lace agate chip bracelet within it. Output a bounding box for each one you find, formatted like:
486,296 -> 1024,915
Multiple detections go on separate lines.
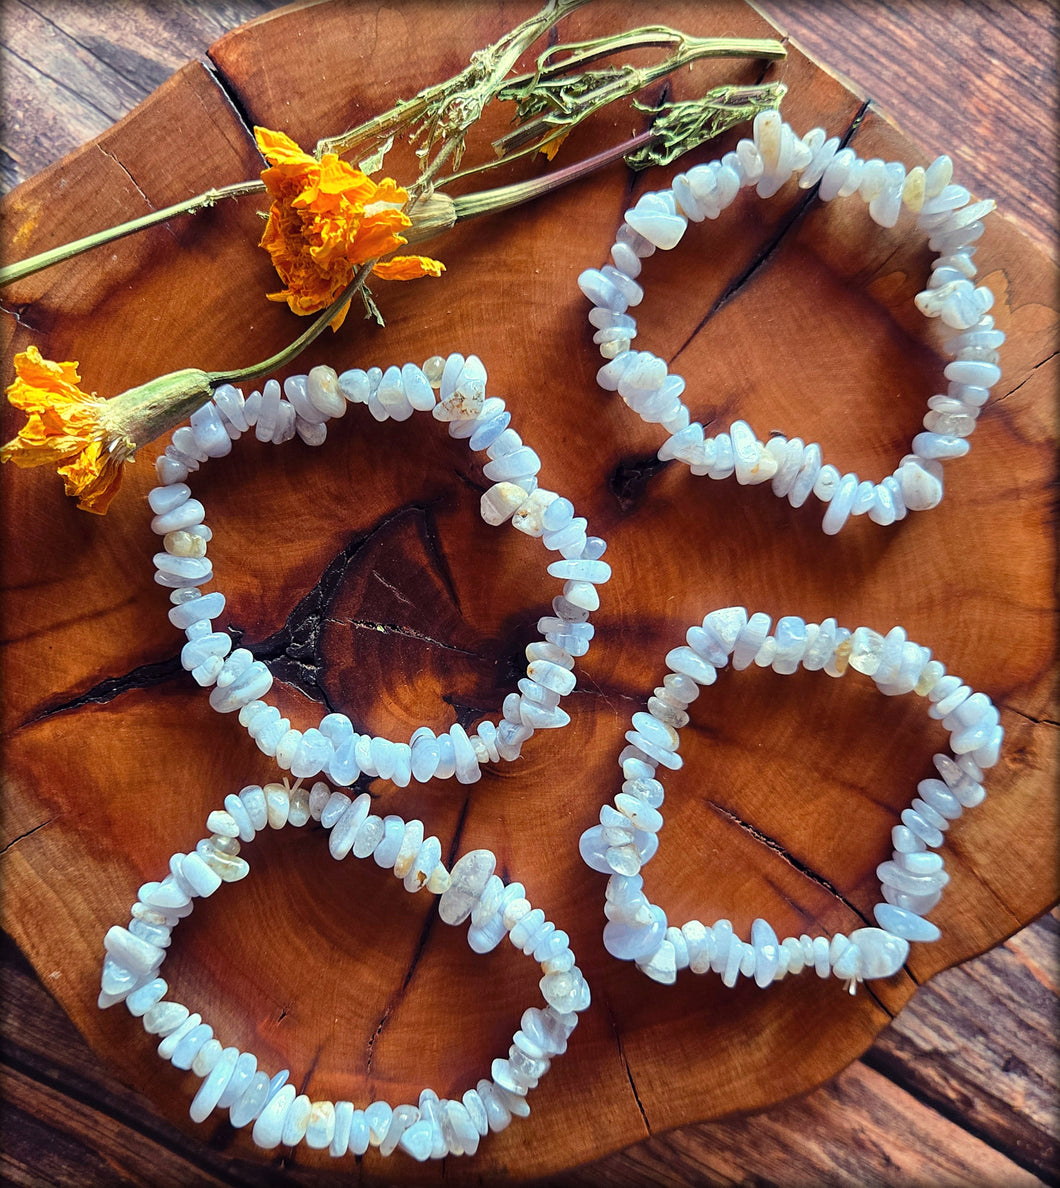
580,606 -> 1002,990
146,352 -> 610,787
578,110 -> 1003,535
98,777 -> 590,1161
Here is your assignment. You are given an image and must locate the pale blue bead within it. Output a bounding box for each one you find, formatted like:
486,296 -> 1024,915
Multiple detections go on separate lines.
376,365 -> 413,421
547,558 -> 610,583
217,1051 -> 258,1110
751,918 -> 780,986
213,384 -> 247,434
151,497 -> 205,535
881,473 -> 907,518
578,267 -> 628,312
330,1100 -> 354,1157
787,443 -> 821,507
818,147 -> 856,201
730,419 -> 759,483
800,135 -> 839,188
601,263 -> 643,305
543,516 -> 588,553
435,353 -> 463,403
229,1071 -> 271,1128
714,163 -> 740,207
867,479 -> 896,526
253,1083 -> 297,1149
168,590 -> 224,629
338,369 -> 369,403
911,797 -> 950,832
125,978 -> 167,1016
624,207 -> 687,250
873,902 -> 941,942
148,483 -> 191,515
731,612 -> 771,671
328,736 -> 360,786
900,808 -> 944,847
190,402 -> 232,458
912,431 -> 970,460
672,174 -> 704,221
171,1022 -> 213,1070
822,472 -> 859,534
482,446 -> 540,482
772,616 -> 807,674
401,362 -> 435,411
180,633 -> 229,671
665,645 -> 716,685
578,825 -> 612,873
917,778 -> 963,819
603,905 -> 666,960
354,733 -> 377,777
469,410 -> 511,451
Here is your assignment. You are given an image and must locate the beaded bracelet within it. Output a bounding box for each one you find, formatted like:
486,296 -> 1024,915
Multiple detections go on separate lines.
149,353 -> 611,786
578,110 -> 1003,534
579,606 -> 1001,991
98,777 -> 591,1161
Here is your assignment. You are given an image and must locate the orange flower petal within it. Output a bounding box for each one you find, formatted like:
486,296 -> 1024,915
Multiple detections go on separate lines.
2,346 -> 125,512
372,255 -> 446,281
57,439 -> 124,514
254,127 -> 439,317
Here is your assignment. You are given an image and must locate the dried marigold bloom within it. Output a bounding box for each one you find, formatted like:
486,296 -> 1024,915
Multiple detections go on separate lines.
2,346 -> 213,514
254,126 -> 444,321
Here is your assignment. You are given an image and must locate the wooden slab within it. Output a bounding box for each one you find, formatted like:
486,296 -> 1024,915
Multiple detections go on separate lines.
1,0 -> 1056,1181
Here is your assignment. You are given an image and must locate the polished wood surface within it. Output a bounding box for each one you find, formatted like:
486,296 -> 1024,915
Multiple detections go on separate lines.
1,1 -> 1057,1183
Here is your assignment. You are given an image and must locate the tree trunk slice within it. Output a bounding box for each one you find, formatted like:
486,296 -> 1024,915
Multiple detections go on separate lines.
1,0 -> 1056,1181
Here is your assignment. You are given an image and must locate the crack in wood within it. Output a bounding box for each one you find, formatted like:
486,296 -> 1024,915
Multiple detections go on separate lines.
26,655 -> 183,724
0,296 -> 40,332
603,997 -> 651,1138
998,701 -> 1060,729
704,798 -> 870,924
607,452 -> 669,511
95,143 -> 182,247
993,348 -> 1059,405
0,818 -> 52,857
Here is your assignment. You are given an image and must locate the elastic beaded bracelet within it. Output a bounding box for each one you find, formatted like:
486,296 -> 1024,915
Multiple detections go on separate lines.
578,110 -> 1003,534
579,606 -> 1001,991
149,353 -> 611,786
99,777 -> 591,1161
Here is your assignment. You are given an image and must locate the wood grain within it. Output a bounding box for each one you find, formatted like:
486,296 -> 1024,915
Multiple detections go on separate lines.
1,0 -> 1057,1183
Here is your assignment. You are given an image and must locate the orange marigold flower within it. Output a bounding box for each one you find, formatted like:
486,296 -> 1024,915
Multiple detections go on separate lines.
2,347 -> 214,514
0,347 -> 124,513
254,126 -> 444,321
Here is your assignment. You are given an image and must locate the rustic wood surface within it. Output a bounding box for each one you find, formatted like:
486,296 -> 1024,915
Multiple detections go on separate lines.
1,1 -> 1057,1184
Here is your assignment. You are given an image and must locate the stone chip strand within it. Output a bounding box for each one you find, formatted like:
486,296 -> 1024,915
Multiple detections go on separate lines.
579,606 -> 1002,992
149,354 -> 610,786
578,110 -> 1002,535
98,780 -> 590,1162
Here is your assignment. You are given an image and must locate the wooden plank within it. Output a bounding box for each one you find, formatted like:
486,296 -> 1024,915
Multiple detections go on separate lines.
552,1059 -> 1048,1187
0,0 -> 286,192
4,920 -> 1055,1184
753,0 -> 1059,260
866,909 -> 1060,1175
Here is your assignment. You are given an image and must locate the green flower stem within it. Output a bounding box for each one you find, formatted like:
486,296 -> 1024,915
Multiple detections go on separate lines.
0,179 -> 265,288
317,0 -> 592,181
492,30 -> 785,158
503,27 -> 785,93
210,263 -> 375,387
449,130 -> 655,221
